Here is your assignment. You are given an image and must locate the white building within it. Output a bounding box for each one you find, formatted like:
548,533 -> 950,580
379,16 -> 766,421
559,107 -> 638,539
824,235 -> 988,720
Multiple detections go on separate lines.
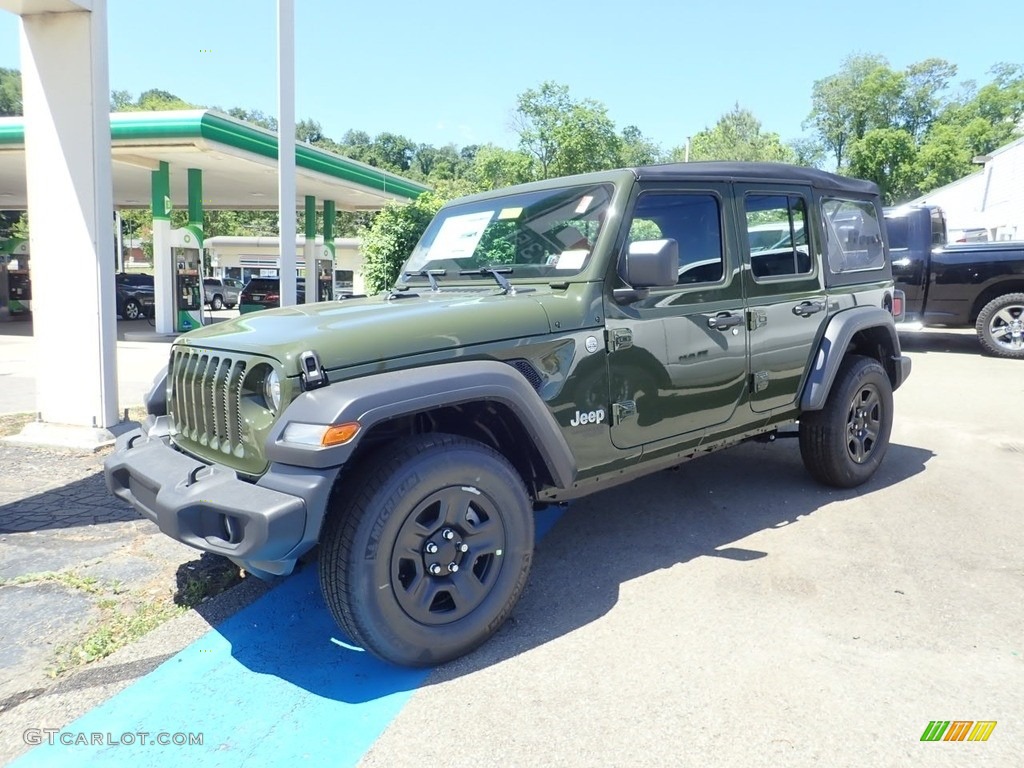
908,135 -> 1024,242
205,236 -> 367,295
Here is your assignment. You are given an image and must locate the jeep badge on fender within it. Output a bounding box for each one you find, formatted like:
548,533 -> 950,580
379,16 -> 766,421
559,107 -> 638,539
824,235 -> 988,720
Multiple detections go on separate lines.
570,408 -> 606,426
105,161 -> 911,667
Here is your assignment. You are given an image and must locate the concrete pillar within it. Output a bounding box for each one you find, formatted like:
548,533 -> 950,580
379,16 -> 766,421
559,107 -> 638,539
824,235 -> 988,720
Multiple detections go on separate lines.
17,1 -> 118,438
303,195 -> 316,303
151,161 -> 173,334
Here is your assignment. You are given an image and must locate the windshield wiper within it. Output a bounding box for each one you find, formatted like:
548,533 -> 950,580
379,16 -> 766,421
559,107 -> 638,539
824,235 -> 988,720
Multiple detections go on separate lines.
459,267 -> 516,295
402,269 -> 446,292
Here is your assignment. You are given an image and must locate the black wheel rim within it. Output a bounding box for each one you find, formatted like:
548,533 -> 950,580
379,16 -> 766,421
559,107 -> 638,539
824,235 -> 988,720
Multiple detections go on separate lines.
847,383 -> 882,464
390,485 -> 507,626
988,304 -> 1024,352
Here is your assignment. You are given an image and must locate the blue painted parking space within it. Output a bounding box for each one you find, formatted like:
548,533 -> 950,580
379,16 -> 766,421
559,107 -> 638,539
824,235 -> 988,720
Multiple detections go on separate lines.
12,506 -> 566,767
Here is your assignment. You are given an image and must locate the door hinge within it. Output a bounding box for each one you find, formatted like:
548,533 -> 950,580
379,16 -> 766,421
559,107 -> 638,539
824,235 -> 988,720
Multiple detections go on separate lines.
612,400 -> 637,423
607,328 -> 633,352
751,371 -> 770,393
748,309 -> 768,331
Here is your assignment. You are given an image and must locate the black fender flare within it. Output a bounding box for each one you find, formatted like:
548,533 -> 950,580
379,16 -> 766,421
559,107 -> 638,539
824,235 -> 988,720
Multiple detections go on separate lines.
801,306 -> 911,411
265,360 -> 577,489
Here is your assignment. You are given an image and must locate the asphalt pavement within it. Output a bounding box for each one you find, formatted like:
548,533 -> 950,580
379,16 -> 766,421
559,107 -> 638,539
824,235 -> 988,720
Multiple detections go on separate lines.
0,326 -> 1020,767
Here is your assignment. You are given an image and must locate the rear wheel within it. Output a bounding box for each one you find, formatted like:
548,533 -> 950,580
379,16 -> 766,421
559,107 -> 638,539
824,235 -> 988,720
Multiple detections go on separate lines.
121,299 -> 142,320
210,294 -> 224,311
976,293 -> 1024,359
318,434 -> 534,667
799,355 -> 893,488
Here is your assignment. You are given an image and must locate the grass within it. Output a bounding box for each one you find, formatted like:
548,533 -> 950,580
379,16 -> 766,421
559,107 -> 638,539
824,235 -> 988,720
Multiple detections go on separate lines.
0,406 -> 152,439
51,601 -> 187,676
0,412 -> 34,438
5,559 -> 241,678
0,570 -> 105,595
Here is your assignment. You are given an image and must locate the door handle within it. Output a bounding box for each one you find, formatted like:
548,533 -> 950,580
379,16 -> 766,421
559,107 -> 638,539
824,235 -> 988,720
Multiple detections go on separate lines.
792,300 -> 825,317
707,313 -> 744,330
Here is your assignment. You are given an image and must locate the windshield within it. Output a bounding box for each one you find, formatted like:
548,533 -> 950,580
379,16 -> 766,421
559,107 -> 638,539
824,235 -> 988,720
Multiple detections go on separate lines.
402,183 -> 613,282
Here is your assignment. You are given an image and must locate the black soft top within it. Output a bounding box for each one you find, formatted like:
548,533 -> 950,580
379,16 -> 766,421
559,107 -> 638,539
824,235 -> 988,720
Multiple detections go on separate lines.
633,161 -> 879,196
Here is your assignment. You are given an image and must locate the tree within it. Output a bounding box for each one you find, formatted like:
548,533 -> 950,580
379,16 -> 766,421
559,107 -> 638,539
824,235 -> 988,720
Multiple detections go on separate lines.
671,105 -> 795,163
359,191 -> 445,294
135,88 -> 194,111
111,89 -> 134,112
469,145 -> 534,190
0,68 -> 21,116
619,125 -> 663,166
899,58 -> 957,139
295,118 -> 323,144
847,128 -> 918,203
806,54 -> 904,168
913,123 -> 974,193
512,81 -> 622,178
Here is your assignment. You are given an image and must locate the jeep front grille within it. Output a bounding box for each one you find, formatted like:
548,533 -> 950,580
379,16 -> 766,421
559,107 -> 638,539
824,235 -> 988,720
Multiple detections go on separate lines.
169,348 -> 247,459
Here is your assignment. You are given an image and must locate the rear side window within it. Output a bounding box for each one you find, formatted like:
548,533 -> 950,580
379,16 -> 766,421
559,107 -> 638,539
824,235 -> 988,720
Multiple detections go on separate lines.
745,195 -> 811,279
822,199 -> 885,273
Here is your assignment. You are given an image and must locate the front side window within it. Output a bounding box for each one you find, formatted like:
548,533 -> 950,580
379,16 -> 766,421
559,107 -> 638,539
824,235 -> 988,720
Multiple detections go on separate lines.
745,194 -> 811,279
403,184 -> 612,281
626,192 -> 724,285
822,198 -> 885,273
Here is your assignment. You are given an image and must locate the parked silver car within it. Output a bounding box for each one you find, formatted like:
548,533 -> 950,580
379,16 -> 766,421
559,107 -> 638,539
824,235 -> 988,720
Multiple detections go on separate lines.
202,277 -> 242,310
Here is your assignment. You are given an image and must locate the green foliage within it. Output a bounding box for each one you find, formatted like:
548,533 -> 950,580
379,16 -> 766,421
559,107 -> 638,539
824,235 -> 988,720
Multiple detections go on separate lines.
807,56 -> 1023,199
847,128 -> 919,203
671,105 -> 795,163
0,68 -> 21,116
620,125 -> 664,166
470,145 -> 535,190
513,81 -> 622,178
359,191 -> 447,294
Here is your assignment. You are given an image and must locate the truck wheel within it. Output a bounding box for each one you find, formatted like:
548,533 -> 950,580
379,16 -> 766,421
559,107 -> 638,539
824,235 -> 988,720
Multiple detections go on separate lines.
318,434 -> 534,667
799,355 -> 893,488
976,293 -> 1024,359
122,299 -> 141,320
210,295 -> 224,311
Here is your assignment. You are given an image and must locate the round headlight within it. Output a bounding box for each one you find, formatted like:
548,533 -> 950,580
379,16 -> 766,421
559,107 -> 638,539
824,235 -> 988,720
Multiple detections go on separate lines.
263,368 -> 282,412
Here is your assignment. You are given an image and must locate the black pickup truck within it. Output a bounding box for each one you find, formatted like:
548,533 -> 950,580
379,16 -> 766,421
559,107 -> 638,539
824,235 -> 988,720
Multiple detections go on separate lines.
886,204 -> 1024,358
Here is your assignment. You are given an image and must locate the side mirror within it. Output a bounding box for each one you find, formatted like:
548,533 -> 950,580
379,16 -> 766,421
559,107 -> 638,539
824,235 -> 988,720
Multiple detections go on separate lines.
614,238 -> 678,303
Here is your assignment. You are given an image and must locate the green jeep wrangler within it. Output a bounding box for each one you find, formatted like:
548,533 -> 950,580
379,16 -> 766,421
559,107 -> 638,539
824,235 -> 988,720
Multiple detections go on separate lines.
105,162 -> 911,666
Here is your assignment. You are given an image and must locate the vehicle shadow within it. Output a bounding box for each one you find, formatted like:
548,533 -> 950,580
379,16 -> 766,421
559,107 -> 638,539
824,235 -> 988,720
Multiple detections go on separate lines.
0,460 -> 139,534
897,329 -> 984,356
215,438 -> 934,702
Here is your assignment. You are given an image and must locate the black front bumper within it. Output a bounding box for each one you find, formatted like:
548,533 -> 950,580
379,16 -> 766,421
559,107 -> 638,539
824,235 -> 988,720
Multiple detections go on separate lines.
104,428 -> 313,577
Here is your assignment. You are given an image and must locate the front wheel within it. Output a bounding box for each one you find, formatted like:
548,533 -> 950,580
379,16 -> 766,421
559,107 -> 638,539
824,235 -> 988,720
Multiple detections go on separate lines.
976,293 -> 1024,359
318,434 -> 534,667
799,355 -> 894,488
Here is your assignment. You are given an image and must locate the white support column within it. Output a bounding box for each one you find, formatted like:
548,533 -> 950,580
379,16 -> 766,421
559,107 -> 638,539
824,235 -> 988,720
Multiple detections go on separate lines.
14,0 -> 118,442
303,195 -> 316,303
277,0 -> 297,306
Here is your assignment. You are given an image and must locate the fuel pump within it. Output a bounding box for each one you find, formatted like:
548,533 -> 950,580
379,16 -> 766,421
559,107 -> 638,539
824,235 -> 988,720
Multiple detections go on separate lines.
315,257 -> 333,301
171,226 -> 204,332
0,238 -> 31,318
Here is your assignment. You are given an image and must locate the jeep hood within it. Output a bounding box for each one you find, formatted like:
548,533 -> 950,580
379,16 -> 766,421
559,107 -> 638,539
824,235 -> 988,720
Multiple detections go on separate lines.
176,292 -> 554,375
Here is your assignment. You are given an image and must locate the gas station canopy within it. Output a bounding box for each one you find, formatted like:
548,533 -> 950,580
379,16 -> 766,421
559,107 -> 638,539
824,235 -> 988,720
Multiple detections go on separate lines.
0,109 -> 430,210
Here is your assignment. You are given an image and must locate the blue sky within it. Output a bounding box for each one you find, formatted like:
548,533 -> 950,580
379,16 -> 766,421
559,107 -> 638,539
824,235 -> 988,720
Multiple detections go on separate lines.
0,0 -> 1020,155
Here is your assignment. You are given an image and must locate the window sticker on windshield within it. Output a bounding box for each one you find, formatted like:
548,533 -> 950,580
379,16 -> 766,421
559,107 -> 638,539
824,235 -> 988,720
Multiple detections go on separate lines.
575,196 -> 594,214
554,249 -> 588,270
498,207 -> 523,220
429,211 -> 493,259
